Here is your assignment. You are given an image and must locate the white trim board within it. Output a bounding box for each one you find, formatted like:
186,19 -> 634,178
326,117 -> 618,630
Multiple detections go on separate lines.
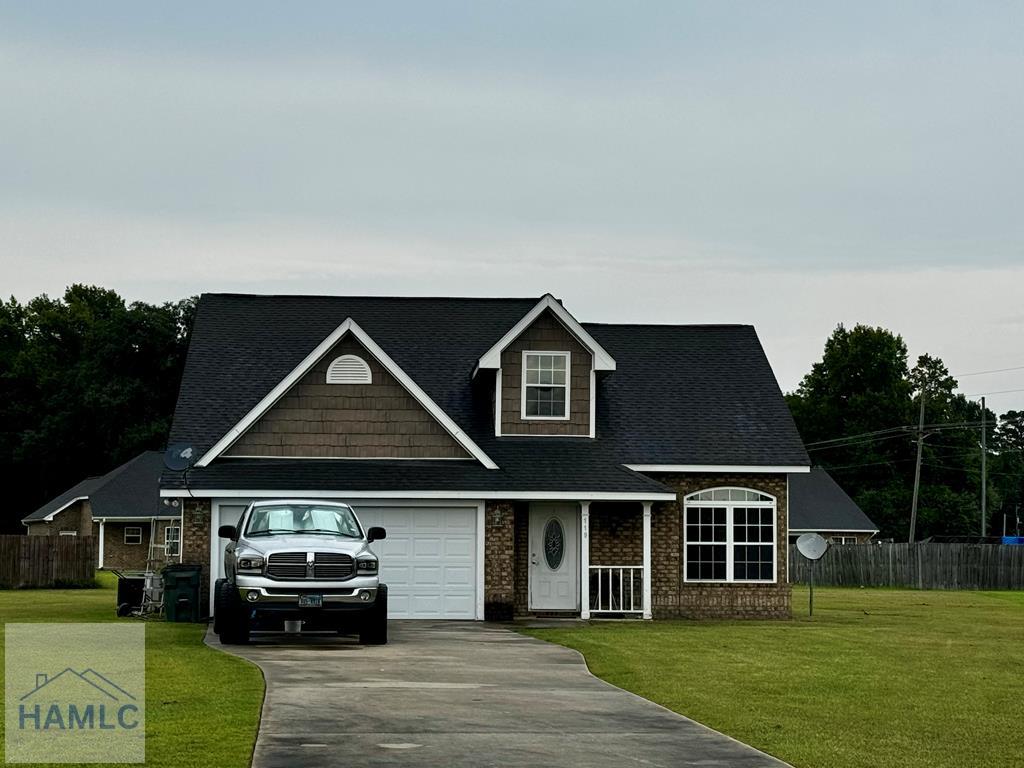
790,528 -> 880,534
195,317 -> 498,470
625,464 -> 811,474
475,294 -> 616,374
161,488 -> 677,501
34,496 -> 89,522
92,516 -> 181,522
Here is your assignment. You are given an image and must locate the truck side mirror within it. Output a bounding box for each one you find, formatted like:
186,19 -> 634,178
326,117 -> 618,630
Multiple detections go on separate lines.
218,525 -> 237,539
367,526 -> 387,542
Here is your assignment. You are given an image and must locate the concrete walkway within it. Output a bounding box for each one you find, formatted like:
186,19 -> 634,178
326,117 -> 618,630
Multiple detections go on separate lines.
208,622 -> 790,768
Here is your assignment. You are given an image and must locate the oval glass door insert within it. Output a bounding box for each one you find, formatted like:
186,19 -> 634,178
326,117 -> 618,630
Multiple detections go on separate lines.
543,518 -> 565,570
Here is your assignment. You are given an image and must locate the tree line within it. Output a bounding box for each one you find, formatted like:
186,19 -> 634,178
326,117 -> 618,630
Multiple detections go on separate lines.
0,286 -> 195,533
2,287 -> 1020,541
787,324 -> 1023,541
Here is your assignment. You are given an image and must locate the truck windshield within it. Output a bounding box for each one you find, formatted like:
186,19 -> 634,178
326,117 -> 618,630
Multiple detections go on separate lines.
245,504 -> 362,538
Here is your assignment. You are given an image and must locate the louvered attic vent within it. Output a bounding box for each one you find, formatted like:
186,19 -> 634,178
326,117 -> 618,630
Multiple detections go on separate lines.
326,354 -> 372,385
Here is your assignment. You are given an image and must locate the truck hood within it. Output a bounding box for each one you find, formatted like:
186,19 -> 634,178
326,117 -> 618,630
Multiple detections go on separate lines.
238,534 -> 370,556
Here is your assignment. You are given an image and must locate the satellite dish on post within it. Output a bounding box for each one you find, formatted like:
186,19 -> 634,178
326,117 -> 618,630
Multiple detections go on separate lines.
796,532 -> 829,561
164,444 -> 196,472
795,533 -> 830,618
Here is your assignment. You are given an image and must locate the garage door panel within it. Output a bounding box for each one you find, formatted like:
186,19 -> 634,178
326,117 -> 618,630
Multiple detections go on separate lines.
353,505 -> 478,620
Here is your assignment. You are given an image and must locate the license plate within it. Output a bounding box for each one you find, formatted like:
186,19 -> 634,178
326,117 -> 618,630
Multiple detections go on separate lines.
298,594 -> 323,608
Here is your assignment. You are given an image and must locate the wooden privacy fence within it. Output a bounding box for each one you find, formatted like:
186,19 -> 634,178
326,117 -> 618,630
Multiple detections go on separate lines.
0,535 -> 97,588
788,542 -> 1024,590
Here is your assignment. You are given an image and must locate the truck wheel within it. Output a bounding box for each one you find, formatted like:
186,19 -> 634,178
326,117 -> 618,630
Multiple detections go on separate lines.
359,585 -> 388,645
212,578 -> 226,634
217,582 -> 251,645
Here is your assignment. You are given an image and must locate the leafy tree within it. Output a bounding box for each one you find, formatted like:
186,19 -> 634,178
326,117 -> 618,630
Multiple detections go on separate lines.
0,286 -> 195,533
788,324 -> 1010,540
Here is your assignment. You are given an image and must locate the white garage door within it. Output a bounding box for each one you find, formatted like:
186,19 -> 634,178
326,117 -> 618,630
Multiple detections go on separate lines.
354,505 -> 478,619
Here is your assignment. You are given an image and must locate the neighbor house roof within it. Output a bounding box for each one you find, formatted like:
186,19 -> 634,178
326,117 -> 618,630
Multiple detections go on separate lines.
162,294 -> 809,494
23,451 -> 168,523
788,467 -> 879,533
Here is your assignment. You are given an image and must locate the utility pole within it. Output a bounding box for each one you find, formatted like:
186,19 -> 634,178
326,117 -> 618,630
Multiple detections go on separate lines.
909,389 -> 927,544
981,396 -> 987,538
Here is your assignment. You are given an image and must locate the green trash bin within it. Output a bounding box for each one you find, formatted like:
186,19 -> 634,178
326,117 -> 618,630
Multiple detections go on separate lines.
162,564 -> 203,622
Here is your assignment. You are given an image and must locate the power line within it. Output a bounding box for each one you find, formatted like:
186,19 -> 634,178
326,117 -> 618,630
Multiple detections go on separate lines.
965,388 -> 1024,397
806,433 -> 911,452
953,364 -> 1024,378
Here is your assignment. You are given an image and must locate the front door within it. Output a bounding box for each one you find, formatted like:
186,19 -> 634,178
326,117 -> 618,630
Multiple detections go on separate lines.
529,503 -> 578,611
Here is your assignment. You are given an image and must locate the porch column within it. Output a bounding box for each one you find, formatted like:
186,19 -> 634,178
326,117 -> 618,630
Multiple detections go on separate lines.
642,502 -> 652,619
97,519 -> 105,569
580,501 -> 591,619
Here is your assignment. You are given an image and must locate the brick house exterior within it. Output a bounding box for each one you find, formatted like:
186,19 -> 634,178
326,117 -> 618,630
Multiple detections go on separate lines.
162,293 -> 811,620
22,452 -> 180,572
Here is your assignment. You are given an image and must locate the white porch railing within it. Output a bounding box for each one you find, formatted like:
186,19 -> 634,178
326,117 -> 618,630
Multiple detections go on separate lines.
589,566 -> 644,614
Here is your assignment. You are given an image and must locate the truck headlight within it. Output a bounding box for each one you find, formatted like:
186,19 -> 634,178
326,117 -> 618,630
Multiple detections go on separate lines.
356,558 -> 378,573
237,555 -> 265,572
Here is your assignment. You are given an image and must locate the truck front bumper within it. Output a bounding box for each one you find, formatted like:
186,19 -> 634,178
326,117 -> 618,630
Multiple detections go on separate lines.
234,574 -> 379,607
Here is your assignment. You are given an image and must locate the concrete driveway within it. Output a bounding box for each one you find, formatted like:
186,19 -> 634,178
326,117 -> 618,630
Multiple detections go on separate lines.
209,622 -> 790,768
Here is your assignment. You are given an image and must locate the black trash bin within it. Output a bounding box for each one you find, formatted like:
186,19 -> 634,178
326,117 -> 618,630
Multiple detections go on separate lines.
162,564 -> 203,622
116,576 -> 145,616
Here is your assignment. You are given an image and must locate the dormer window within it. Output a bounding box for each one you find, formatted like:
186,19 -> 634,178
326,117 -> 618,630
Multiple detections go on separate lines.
326,354 -> 372,385
522,351 -> 570,419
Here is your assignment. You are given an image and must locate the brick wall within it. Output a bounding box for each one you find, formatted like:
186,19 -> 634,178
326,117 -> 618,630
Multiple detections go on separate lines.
25,501 -> 94,537
101,520 -> 179,571
500,310 -> 592,436
513,506 -> 529,615
181,499 -> 212,610
589,502 -> 642,566
648,473 -> 791,619
227,334 -> 468,459
483,501 -> 515,620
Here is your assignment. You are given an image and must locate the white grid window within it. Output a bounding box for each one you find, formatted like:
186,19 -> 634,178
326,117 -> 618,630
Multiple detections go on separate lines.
124,527 -> 142,545
522,352 -> 570,419
684,488 -> 777,583
831,535 -> 857,545
165,526 -> 181,557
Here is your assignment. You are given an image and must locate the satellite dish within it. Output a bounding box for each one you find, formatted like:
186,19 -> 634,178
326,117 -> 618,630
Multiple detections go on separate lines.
796,532 -> 829,561
164,444 -> 196,472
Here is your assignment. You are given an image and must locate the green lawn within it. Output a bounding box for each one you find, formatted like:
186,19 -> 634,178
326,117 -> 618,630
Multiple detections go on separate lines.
0,572 -> 264,767
523,587 -> 1024,768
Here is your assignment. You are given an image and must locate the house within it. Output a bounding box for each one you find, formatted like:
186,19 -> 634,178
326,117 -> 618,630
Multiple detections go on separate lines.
788,467 -> 879,544
161,293 -> 811,620
22,451 -> 182,571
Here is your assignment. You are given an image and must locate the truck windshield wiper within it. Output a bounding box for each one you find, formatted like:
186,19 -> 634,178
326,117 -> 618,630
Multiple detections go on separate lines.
302,529 -> 358,537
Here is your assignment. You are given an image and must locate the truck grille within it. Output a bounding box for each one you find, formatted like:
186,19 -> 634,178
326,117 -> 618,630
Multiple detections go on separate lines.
265,552 -> 354,580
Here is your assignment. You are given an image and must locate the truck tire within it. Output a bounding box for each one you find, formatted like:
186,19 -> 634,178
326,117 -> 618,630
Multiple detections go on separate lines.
212,578 -> 226,634
217,581 -> 251,645
359,585 -> 388,645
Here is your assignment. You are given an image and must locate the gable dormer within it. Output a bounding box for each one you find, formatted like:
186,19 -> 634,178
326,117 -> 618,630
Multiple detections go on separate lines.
475,295 -> 615,438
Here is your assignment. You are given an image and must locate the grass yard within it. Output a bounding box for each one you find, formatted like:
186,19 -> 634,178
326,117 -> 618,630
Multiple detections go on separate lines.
523,587 -> 1024,768
0,572 -> 264,768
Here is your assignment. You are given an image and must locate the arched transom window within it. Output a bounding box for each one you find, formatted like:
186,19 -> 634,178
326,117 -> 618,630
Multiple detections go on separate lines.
326,354 -> 372,385
683,487 -> 777,583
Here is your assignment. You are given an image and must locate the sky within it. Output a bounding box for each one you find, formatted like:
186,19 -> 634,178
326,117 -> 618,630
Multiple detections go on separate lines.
1,2 -> 1022,415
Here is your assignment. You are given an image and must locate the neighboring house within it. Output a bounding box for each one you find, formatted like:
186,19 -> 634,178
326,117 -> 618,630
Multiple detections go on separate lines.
788,467 -> 879,544
22,451 -> 182,571
161,293 -> 811,620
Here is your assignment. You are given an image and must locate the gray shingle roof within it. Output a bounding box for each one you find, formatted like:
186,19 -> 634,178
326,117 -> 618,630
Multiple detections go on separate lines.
788,467 -> 879,532
163,294 -> 809,494
23,452 -> 167,523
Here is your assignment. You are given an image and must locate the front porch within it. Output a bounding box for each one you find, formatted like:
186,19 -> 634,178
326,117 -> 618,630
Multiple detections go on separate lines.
485,499 -> 664,621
